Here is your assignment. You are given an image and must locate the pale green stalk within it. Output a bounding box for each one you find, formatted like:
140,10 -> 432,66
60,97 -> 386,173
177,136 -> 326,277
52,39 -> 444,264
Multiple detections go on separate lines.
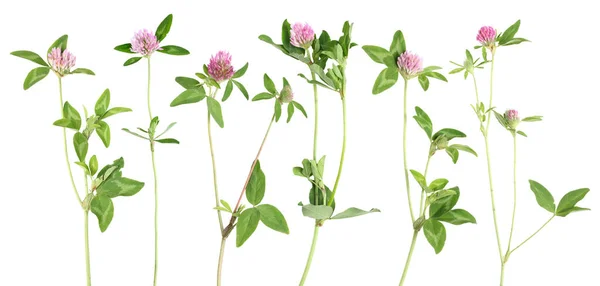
402,79 -> 415,222
506,133 -> 518,256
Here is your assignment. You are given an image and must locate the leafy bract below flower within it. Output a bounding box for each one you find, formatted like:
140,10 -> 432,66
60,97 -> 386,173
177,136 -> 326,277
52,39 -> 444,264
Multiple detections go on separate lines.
48,47 -> 76,76
477,26 -> 496,49
397,51 -> 423,78
504,109 -> 520,129
208,51 -> 235,83
131,29 -> 161,56
290,22 -> 315,49
280,85 -> 294,103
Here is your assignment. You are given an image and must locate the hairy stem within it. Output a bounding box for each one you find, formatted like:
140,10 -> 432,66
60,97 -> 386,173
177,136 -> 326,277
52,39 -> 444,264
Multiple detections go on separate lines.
399,231 -> 419,286
402,79 -> 415,222
299,225 -> 320,286
58,77 -> 82,206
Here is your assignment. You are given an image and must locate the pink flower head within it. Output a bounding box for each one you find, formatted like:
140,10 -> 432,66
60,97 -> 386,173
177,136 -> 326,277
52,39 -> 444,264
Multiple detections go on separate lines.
280,85 -> 294,103
131,29 -> 161,56
505,109 -> 520,129
207,51 -> 235,83
397,51 -> 423,77
477,26 -> 496,47
47,47 -> 76,76
290,22 -> 315,49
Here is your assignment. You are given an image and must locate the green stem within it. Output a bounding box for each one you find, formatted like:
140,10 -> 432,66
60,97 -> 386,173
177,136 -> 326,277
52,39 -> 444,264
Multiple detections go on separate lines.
151,150 -> 159,286
500,263 -> 505,286
402,79 -> 415,222
84,210 -> 91,286
147,57 -> 153,120
418,155 -> 432,216
327,95 -> 347,206
58,77 -> 82,206
483,51 -> 504,263
299,225 -> 320,286
311,71 -> 319,162
505,133 -> 518,256
508,215 -> 555,257
398,230 -> 418,286
208,106 -> 224,232
216,237 -> 226,286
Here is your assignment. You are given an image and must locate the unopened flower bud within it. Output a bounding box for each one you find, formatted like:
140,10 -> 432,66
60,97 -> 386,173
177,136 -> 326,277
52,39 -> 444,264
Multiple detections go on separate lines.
280,85 -> 294,103
504,109 -> 520,129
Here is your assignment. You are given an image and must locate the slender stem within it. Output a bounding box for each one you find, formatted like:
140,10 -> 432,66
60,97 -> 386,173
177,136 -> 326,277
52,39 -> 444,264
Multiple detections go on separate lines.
418,155 -> 432,216
147,57 -> 153,120
473,75 -> 481,108
311,71 -> 319,162
299,225 -> 320,286
402,79 -> 415,222
207,110 -> 224,232
151,150 -> 159,286
483,51 -> 504,263
216,237 -> 226,286
500,263 -> 505,286
399,231 -> 419,286
508,215 -> 555,256
58,77 -> 82,206
506,134 -> 518,256
232,115 -> 276,212
327,96 -> 347,206
84,210 -> 91,286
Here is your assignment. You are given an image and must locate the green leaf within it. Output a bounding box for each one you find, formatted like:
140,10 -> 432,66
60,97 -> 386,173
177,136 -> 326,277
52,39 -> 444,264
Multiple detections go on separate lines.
89,155 -> 98,176
75,161 -> 90,175
372,67 -> 398,94
206,97 -> 224,128
413,106 -> 433,139
292,167 -> 304,177
233,62 -> 249,78
281,19 -> 305,55
155,14 -> 173,42
502,38 -> 530,46
155,138 -> 179,144
362,45 -> 392,64
433,128 -> 467,141
446,147 -> 459,164
246,160 -> 266,206
73,132 -> 88,162
124,57 -> 142,66
258,34 -> 287,54
309,185 -> 335,210
252,92 -> 275,101
236,208 -> 260,247
556,188 -> 590,217
528,180 -> 556,213
102,107 -> 132,119
95,89 -> 110,116
122,128 -> 148,140
97,177 -> 145,198
448,144 -> 478,157
256,204 -> 289,234
91,194 -> 114,232
232,80 -> 249,100
429,179 -> 449,192
449,67 -> 464,74
48,35 -> 68,54
389,30 -> 406,58
430,187 -> 460,218
274,101 -> 282,122
171,87 -> 207,107
156,122 -> 177,138
71,68 -> 95,75
157,45 -> 189,55
53,102 -> 81,130
292,101 -> 307,118
331,207 -> 381,220
10,50 -> 48,66
286,102 -> 295,123
437,209 -> 476,225
301,204 -> 333,220
499,20 -> 521,45
220,200 -> 232,212
425,71 -> 448,82
175,77 -> 200,89
418,75 -> 430,91
263,74 -> 277,94
423,219 -> 446,254
517,131 -> 527,137
522,116 -> 543,122
114,43 -> 134,54
410,169 -> 427,190
23,67 -> 50,90
96,121 -> 111,147
309,64 -> 336,88
222,80 -> 233,101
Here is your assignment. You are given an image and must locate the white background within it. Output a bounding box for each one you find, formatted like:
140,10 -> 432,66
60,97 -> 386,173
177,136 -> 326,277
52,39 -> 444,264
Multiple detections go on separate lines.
1,0 -> 598,285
